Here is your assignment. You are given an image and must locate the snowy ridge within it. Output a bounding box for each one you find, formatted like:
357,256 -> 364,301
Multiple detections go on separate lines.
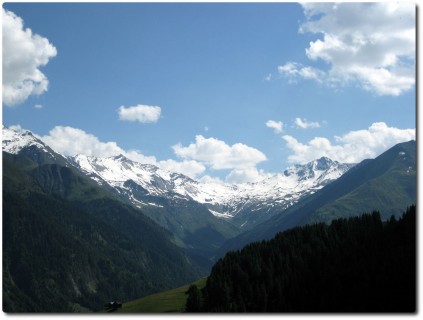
2,126 -> 60,161
69,153 -> 355,224
2,126 -> 355,226
3,126 -> 47,154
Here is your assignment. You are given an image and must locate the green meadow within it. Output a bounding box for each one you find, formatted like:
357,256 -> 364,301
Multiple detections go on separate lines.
116,277 -> 207,313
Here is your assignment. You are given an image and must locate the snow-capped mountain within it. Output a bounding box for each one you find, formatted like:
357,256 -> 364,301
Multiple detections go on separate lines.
2,126 -> 355,228
68,152 -> 354,228
3,125 -> 47,154
2,126 -> 66,165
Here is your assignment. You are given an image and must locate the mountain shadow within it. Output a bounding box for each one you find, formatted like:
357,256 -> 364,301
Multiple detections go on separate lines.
3,152 -> 202,312
219,140 -> 416,255
193,205 -> 416,312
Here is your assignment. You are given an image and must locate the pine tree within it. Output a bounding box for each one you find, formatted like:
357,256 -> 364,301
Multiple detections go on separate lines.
185,285 -> 202,312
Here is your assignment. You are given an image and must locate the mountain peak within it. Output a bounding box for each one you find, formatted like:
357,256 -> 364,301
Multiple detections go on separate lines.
284,156 -> 335,176
2,126 -> 70,166
4,126 -> 355,228
2,126 -> 46,154
111,153 -> 129,162
312,156 -> 337,170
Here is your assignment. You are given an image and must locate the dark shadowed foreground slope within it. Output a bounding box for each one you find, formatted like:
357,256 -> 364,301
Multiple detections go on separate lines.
3,152 -> 201,312
194,206 -> 415,312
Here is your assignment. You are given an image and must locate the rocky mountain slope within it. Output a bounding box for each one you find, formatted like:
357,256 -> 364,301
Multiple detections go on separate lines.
69,151 -> 354,229
3,126 -> 354,230
2,125 -> 358,266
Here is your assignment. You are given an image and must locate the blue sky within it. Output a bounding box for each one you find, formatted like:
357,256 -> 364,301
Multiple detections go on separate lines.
2,2 -> 416,183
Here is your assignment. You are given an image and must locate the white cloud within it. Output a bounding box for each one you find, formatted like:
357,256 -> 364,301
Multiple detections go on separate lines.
157,159 -> 206,179
17,125 -> 269,182
124,149 -> 158,166
199,175 -> 225,185
294,118 -> 321,129
2,8 -> 57,106
279,3 -> 415,96
40,126 -> 125,158
283,122 -> 415,164
9,124 -> 24,132
35,126 -> 270,182
118,105 -> 161,123
34,104 -> 43,109
172,135 -> 267,170
266,120 -> 284,133
278,62 -> 325,83
39,126 -> 206,179
226,167 -> 272,184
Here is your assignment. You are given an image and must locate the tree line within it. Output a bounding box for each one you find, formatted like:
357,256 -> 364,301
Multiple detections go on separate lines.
186,206 -> 416,312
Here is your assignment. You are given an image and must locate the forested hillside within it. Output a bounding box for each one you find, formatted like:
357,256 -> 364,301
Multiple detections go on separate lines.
3,152 -> 201,312
190,206 -> 416,312
219,140 -> 416,256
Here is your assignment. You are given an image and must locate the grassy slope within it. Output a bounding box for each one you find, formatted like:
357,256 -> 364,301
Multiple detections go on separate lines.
116,277 -> 207,313
313,145 -> 416,223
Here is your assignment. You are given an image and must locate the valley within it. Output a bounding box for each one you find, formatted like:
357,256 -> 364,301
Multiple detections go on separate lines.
2,126 -> 416,312
2,1 -> 416,314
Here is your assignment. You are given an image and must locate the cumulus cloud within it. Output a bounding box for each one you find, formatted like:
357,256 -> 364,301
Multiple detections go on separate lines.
2,8 -> 57,106
123,149 -> 158,166
172,135 -> 267,170
33,126 -> 270,182
266,120 -> 284,133
279,3 -> 415,96
157,159 -> 206,179
173,135 -> 270,183
294,118 -> 321,129
199,175 -> 225,185
38,126 -> 207,179
9,124 -> 24,132
40,126 -> 125,158
18,125 -> 268,182
283,122 -> 415,164
226,167 -> 272,184
278,62 -> 325,83
118,105 -> 161,123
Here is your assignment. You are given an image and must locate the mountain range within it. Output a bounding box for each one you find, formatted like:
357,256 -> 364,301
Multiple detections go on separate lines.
2,126 -> 355,225
2,125 -> 416,312
70,152 -> 354,229
2,126 -> 355,261
219,139 -> 416,255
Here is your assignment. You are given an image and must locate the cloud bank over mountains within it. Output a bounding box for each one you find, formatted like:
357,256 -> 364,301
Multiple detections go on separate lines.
283,122 -> 415,164
32,121 -> 415,184
173,135 -> 267,170
3,5 -> 415,184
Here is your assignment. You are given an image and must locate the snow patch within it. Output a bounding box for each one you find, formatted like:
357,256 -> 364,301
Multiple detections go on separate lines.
208,209 -> 233,219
